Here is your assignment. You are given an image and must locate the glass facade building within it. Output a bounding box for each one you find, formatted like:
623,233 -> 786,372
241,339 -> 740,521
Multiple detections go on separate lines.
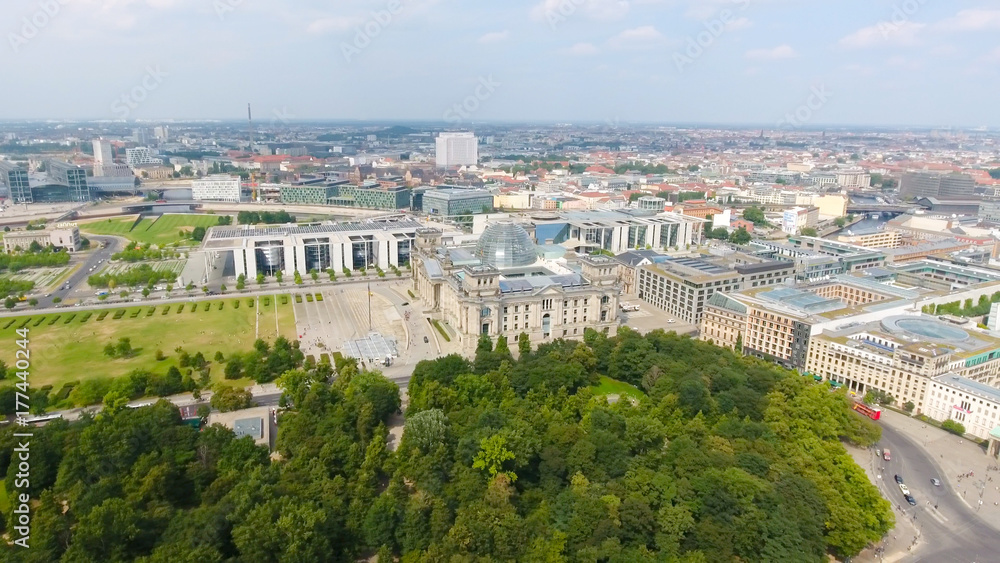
0,161 -> 32,203
47,161 -> 91,202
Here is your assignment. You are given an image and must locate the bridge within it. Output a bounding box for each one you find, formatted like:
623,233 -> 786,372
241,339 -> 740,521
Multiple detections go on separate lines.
845,204 -> 917,214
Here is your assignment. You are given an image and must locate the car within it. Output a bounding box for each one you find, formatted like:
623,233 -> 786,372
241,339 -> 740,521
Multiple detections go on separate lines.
931,478 -> 942,486
894,475 -> 904,484
423,336 -> 429,343
883,449 -> 891,461
899,484 -> 910,495
667,319 -> 676,324
401,302 -> 409,306
905,494 -> 917,506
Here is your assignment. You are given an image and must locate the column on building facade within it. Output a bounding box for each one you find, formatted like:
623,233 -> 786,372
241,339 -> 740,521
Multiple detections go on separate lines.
294,241 -> 308,276
283,242 -> 297,276
330,240 -> 344,273
234,248 -> 247,279
245,246 -> 258,278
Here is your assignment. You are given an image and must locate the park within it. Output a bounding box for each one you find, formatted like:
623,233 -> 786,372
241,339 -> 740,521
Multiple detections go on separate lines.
0,294 -> 297,394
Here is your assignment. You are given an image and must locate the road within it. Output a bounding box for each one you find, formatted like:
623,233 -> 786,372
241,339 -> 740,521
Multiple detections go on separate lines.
32,235 -> 125,309
875,422 -> 999,562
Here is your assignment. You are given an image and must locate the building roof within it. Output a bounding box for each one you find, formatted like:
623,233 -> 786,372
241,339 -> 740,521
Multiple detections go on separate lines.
933,374 -> 1000,404
206,219 -> 422,241
234,417 -> 264,440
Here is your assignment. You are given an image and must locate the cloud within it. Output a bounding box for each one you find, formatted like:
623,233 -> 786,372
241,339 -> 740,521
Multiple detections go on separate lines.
530,0 -> 630,23
838,21 -> 926,49
562,42 -> 600,56
744,44 -> 797,60
478,30 -> 510,44
608,25 -> 666,49
937,9 -> 1000,32
306,17 -> 360,34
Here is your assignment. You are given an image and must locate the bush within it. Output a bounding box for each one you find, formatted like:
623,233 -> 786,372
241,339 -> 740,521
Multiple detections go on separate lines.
942,419 -> 966,436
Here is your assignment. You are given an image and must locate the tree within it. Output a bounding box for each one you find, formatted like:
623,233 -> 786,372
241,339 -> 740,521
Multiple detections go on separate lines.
155,349 -> 165,361
834,217 -> 847,228
257,273 -> 265,285
191,227 -> 207,242
472,434 -> 517,482
116,337 -> 133,359
276,271 -> 284,283
517,332 -> 531,358
800,227 -> 819,237
743,206 -> 769,226
942,419 -> 966,436
729,227 -> 752,245
903,401 -> 915,413
5,297 -> 16,310
310,269 -> 319,282
211,386 -> 254,412
0,360 -> 6,380
225,356 -> 244,380
28,298 -> 38,306
989,168 -> 1000,180
706,227 -> 730,240
220,284 -> 227,294
294,270 -> 303,285
142,288 -> 150,298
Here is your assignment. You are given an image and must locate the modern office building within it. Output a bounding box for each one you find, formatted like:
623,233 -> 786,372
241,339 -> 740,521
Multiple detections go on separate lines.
331,183 -> 411,210
279,184 -> 339,205
192,175 -> 241,203
637,257 -> 794,325
637,196 -> 667,212
531,210 -> 706,254
422,188 -> 494,216
2,223 -> 81,253
806,315 -> 1000,414
125,147 -> 163,167
47,161 -> 91,202
751,238 -> 887,281
412,224 -> 621,351
0,161 -> 32,203
836,230 -> 903,249
92,139 -> 114,175
435,132 -> 478,168
201,218 -> 420,278
900,171 -> 975,200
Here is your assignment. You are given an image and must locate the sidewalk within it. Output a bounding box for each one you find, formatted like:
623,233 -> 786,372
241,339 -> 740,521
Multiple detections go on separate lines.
881,408 -> 1000,530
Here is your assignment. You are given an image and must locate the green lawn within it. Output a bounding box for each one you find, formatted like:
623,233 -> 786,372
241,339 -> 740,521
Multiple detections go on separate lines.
0,296 -> 297,390
79,214 -> 224,246
591,376 -> 646,401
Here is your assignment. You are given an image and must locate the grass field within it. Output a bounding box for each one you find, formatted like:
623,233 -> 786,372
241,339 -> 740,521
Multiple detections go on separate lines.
0,295 -> 297,390
591,376 -> 646,401
79,214 -> 223,246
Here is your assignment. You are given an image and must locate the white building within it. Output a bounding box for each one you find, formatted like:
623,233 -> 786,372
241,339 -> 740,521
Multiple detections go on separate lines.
125,147 -> 163,167
192,174 -> 241,203
92,139 -> 114,175
925,374 -> 1000,441
2,223 -> 81,253
436,132 -> 478,168
202,218 -> 420,278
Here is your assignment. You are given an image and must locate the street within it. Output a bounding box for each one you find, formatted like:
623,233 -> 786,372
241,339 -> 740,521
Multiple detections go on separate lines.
858,420 -> 1000,562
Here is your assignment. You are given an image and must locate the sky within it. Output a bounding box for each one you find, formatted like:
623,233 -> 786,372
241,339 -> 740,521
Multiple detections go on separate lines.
1,0 -> 999,127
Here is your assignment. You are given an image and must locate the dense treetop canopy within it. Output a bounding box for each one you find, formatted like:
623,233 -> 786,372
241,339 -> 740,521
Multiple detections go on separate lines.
0,328 -> 891,562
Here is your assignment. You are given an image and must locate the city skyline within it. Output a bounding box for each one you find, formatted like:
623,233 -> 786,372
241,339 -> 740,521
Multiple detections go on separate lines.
1,0 -> 999,127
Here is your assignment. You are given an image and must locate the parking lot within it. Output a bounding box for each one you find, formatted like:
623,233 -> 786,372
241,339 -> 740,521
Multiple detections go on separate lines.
618,296 -> 698,336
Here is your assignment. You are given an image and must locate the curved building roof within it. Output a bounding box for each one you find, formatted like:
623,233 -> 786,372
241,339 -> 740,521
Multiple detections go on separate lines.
881,315 -> 970,343
476,222 -> 537,269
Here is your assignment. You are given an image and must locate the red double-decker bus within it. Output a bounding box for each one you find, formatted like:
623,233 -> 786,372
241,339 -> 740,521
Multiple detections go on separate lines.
852,402 -> 882,421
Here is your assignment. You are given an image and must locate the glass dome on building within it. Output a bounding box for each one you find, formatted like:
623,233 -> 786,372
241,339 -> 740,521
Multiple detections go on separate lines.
476,222 -> 537,269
